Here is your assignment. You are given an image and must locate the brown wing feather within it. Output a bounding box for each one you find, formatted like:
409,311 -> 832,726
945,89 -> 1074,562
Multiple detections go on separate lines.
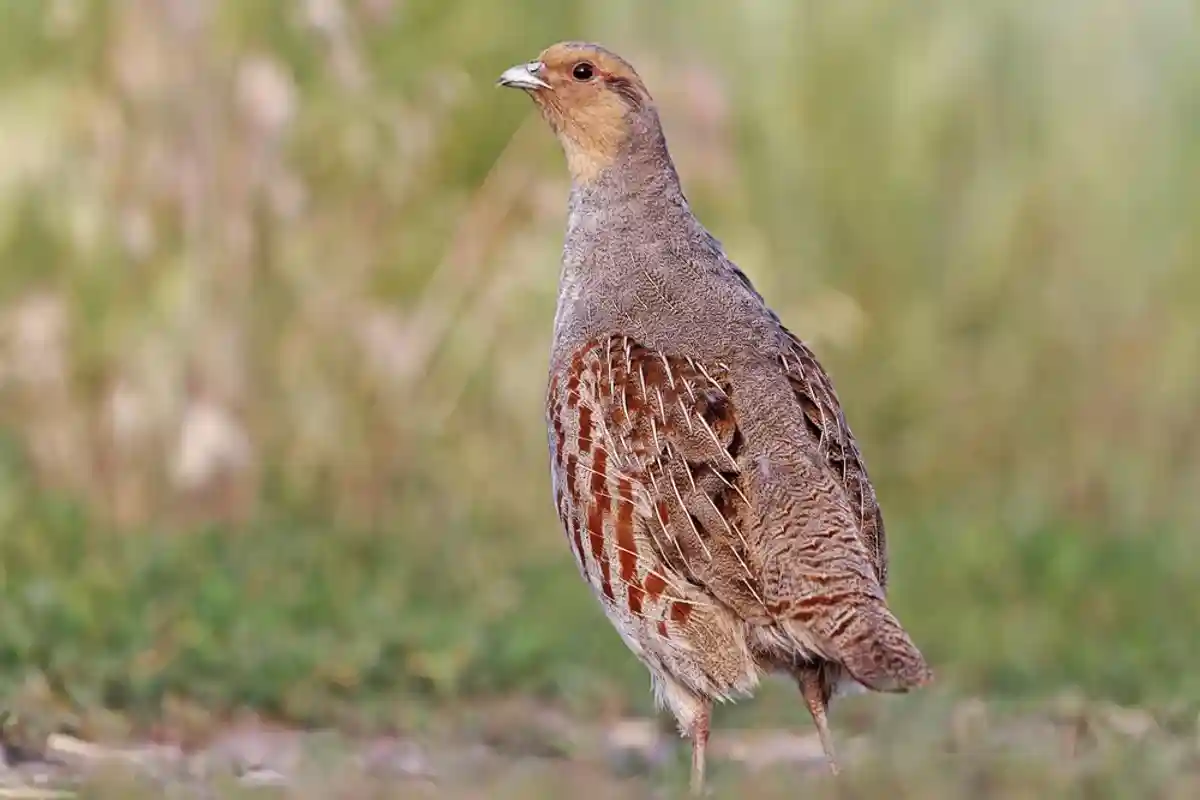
549,334 -> 928,692
778,328 -> 888,588
594,336 -> 771,625
548,335 -> 772,627
549,332 -> 886,618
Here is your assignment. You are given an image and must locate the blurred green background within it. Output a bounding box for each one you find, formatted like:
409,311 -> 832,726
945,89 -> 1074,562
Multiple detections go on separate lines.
0,0 -> 1198,749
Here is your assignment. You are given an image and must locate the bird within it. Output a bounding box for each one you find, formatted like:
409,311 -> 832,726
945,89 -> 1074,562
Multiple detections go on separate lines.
498,42 -> 932,794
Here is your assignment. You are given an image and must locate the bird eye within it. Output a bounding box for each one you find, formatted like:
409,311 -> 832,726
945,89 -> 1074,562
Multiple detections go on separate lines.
571,62 -> 595,81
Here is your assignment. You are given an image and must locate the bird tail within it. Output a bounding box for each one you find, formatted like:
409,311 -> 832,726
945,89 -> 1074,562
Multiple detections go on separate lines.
793,604 -> 933,693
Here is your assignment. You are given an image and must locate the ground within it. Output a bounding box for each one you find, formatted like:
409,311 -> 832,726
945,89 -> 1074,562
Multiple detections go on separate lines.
1,688 -> 1197,798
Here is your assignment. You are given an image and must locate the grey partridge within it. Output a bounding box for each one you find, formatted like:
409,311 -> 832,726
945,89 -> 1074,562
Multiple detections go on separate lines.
499,42 -> 932,794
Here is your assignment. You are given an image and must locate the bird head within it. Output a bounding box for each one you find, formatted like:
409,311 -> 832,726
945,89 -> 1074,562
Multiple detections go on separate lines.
498,42 -> 657,185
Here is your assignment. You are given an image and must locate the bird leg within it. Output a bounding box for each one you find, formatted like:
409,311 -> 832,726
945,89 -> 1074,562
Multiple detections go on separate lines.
798,670 -> 840,775
689,701 -> 711,796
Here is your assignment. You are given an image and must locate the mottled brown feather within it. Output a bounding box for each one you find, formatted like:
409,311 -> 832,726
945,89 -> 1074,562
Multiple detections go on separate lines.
779,328 -> 888,586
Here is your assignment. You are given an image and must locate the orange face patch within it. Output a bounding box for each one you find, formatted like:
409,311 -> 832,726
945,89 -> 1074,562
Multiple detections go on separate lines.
519,43 -> 653,184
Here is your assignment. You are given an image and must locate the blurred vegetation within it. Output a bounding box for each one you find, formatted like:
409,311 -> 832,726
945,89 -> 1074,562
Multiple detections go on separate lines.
0,0 -> 1198,742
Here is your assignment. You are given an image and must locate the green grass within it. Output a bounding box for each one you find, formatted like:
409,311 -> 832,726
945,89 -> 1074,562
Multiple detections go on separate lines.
0,5 -> 1197,784
0,447 -> 1197,729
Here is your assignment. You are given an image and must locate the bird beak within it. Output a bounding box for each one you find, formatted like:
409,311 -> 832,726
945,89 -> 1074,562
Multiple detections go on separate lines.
497,61 -> 550,91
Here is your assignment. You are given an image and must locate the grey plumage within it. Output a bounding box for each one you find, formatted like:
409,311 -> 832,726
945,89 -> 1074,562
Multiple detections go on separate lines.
500,41 -> 932,794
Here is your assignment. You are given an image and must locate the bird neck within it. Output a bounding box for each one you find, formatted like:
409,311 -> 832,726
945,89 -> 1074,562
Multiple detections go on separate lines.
562,107 -> 696,258
557,115 -> 698,340
564,106 -> 683,198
